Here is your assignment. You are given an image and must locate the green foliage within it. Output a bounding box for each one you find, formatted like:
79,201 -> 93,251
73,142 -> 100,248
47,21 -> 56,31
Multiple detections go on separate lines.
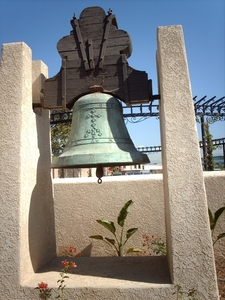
96,220 -> 116,234
35,247 -> 77,299
89,200 -> 141,256
51,111 -> 71,157
208,206 -> 225,245
151,238 -> 167,255
35,283 -> 52,299
217,163 -> 225,170
142,235 -> 167,256
203,121 -> 217,171
173,285 -> 199,300
117,199 -> 133,227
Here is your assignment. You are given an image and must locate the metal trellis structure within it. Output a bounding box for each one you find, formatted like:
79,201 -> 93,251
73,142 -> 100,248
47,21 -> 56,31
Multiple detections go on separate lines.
50,95 -> 225,168
50,95 -> 225,124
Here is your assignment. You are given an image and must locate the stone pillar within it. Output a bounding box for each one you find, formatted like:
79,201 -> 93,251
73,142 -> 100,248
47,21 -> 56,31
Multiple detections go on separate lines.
157,26 -> 219,298
0,42 -> 55,298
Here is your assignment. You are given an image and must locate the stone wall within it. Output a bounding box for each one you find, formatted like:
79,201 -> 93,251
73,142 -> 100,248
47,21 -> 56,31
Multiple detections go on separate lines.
53,172 -> 225,258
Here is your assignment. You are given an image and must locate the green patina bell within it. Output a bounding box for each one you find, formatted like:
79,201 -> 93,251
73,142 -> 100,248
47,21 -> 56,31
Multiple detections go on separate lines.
52,93 -> 150,182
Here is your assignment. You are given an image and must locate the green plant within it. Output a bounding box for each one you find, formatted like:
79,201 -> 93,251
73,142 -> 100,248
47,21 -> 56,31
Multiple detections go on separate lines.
208,206 -> 225,245
89,200 -> 141,256
142,234 -> 167,256
55,260 -> 77,300
217,163 -> 225,170
60,246 -> 79,257
35,247 -> 77,299
173,285 -> 199,300
196,116 -> 219,171
35,282 -> 52,299
50,110 -> 71,157
203,120 -> 217,171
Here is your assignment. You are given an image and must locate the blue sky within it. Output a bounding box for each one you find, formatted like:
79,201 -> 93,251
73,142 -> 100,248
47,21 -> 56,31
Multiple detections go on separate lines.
0,0 -> 224,163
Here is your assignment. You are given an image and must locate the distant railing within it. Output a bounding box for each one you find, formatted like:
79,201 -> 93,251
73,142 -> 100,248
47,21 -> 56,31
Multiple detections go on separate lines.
137,138 -> 225,153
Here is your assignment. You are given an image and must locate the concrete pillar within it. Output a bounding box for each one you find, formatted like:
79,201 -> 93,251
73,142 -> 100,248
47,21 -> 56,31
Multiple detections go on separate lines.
0,42 -> 55,298
157,25 -> 219,298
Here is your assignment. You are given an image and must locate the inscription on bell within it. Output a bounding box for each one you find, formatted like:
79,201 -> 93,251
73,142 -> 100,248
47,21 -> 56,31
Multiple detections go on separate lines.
84,108 -> 102,139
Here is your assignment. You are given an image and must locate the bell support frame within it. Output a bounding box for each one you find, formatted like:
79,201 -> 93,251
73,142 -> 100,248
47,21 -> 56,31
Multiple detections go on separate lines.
41,7 -> 157,109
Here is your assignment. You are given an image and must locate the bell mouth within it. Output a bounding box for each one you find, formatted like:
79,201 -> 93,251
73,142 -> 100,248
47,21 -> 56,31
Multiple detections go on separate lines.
51,151 -> 150,169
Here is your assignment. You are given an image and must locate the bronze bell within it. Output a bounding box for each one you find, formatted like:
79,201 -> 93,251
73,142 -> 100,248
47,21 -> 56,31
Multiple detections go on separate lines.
52,93 -> 150,183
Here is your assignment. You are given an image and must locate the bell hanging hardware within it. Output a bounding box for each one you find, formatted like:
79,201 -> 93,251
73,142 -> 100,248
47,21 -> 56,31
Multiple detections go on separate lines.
42,6 -> 157,182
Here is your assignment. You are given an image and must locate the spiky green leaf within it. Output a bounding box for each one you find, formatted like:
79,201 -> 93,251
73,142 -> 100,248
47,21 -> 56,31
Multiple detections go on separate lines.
217,232 -> 225,241
96,220 -> 116,234
89,235 -> 104,240
209,207 -> 225,231
105,237 -> 116,245
126,248 -> 142,254
117,200 -> 133,227
208,208 -> 214,230
126,228 -> 138,240
214,207 -> 225,224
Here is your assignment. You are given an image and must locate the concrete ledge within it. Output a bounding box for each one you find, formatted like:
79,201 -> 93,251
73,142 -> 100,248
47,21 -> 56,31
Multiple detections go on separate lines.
39,256 -> 171,285
22,256 -> 172,299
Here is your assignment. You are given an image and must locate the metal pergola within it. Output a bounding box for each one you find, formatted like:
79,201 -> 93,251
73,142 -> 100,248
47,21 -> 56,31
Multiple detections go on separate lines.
50,95 -> 225,168
50,95 -> 225,124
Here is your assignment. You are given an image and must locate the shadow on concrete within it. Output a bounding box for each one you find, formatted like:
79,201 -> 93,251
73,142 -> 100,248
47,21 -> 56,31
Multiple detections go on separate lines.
29,110 -> 56,272
38,256 -> 171,284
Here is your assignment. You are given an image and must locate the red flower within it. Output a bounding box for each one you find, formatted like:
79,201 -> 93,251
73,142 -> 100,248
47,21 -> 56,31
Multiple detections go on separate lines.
69,246 -> 76,253
143,234 -> 149,243
70,261 -> 77,268
61,260 -> 77,269
38,282 -> 48,290
62,260 -> 69,268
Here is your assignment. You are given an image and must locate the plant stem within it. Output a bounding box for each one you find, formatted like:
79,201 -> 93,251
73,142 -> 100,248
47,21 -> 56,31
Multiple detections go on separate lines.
119,225 -> 125,256
119,245 -> 124,257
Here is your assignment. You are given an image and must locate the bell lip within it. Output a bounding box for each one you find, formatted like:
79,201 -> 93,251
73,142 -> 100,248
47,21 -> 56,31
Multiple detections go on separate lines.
51,155 -> 150,169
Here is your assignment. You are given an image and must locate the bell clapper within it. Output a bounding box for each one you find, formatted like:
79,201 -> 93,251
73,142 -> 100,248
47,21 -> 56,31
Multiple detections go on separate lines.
96,165 -> 104,184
